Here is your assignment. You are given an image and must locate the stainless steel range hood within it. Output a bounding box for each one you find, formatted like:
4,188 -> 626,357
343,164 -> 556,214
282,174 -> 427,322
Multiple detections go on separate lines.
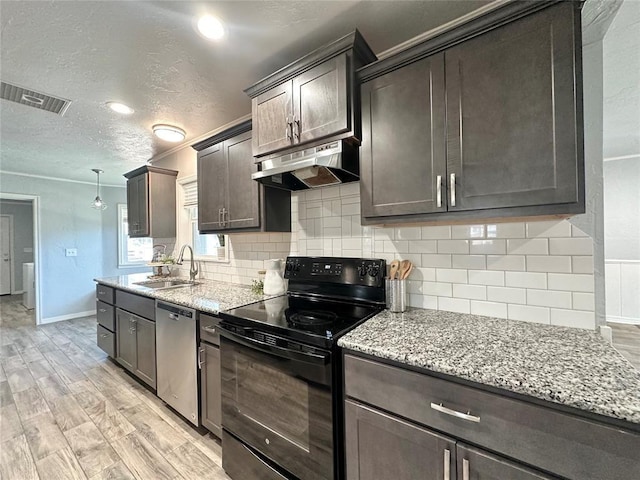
252,140 -> 359,190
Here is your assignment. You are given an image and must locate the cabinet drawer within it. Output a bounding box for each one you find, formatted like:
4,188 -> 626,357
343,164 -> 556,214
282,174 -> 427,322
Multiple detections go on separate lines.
200,313 -> 221,346
97,325 -> 115,357
96,284 -> 114,304
344,354 -> 640,480
115,290 -> 155,320
96,301 -> 114,331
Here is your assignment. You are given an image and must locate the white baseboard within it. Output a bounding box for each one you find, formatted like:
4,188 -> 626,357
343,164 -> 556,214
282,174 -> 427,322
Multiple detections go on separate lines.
12,290 -> 25,295
40,310 -> 95,324
606,315 -> 640,325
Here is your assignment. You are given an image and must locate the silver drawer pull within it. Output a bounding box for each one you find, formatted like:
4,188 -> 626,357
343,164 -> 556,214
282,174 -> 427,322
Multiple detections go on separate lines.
169,313 -> 179,321
450,173 -> 456,207
100,334 -> 108,338
443,448 -> 451,480
436,175 -> 442,208
198,346 -> 205,369
99,308 -> 107,313
203,325 -> 217,333
98,291 -> 106,295
431,402 -> 480,423
463,458 -> 470,480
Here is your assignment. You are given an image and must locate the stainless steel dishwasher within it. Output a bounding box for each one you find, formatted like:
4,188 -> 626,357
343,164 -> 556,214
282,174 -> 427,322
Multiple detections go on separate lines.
156,300 -> 198,426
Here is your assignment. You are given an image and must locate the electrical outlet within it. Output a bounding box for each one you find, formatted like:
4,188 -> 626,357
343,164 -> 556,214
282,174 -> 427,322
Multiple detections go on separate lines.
65,248 -> 77,257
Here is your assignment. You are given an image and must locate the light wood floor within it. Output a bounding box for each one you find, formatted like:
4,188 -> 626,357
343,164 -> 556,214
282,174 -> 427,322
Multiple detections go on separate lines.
0,314 -> 231,480
0,294 -> 35,328
609,322 -> 640,370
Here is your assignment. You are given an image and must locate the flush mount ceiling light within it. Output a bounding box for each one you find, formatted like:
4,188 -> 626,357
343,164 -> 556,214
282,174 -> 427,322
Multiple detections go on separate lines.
197,15 -> 225,40
152,124 -> 186,142
90,168 -> 107,210
106,101 -> 134,115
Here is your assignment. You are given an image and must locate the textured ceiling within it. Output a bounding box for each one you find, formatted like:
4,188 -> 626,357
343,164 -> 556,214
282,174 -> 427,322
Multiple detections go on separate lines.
0,0 -> 491,186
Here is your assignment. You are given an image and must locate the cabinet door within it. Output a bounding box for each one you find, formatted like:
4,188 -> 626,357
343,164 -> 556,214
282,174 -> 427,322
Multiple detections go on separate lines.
292,53 -> 349,145
197,143 -> 227,232
200,343 -> 221,437
134,316 -> 156,389
127,174 -> 149,236
360,54 -> 446,219
446,2 -> 579,211
225,131 -> 260,230
252,82 -> 293,156
457,444 -> 556,480
345,400 -> 455,480
115,309 -> 136,371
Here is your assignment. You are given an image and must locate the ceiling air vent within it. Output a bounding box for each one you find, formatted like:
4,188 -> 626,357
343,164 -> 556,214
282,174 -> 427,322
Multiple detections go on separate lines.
0,81 -> 71,116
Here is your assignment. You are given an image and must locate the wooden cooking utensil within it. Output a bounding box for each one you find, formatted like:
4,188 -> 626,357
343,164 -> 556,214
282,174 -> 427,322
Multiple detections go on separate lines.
389,260 -> 400,279
399,260 -> 413,279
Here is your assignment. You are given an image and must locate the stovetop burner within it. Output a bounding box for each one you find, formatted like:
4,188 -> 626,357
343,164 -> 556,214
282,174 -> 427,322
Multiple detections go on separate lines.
288,310 -> 338,327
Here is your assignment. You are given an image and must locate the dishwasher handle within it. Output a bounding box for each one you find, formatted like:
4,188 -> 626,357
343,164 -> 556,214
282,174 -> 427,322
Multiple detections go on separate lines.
157,301 -> 194,319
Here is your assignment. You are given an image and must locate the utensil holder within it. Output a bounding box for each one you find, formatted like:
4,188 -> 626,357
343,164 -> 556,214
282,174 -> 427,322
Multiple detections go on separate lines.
386,278 -> 407,313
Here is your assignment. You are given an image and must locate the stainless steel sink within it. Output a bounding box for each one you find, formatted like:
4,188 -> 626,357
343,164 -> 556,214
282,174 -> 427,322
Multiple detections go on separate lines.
133,279 -> 200,290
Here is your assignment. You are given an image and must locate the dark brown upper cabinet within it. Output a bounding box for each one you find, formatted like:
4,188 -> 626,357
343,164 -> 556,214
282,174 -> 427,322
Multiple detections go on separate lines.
358,1 -> 584,225
124,166 -> 178,238
245,30 -> 376,158
193,120 -> 291,234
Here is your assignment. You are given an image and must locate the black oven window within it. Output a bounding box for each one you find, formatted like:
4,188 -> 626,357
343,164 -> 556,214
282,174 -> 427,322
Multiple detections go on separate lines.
236,356 -> 310,451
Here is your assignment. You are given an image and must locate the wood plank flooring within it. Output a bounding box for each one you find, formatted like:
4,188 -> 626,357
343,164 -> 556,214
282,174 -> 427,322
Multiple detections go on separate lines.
0,313 -> 231,480
609,322 -> 640,370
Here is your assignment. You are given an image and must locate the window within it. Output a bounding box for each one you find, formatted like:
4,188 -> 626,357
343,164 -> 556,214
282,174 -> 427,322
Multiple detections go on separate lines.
181,180 -> 228,261
118,204 -> 153,267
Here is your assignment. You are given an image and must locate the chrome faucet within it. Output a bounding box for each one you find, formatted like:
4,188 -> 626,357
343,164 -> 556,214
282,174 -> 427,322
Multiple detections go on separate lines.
176,244 -> 198,282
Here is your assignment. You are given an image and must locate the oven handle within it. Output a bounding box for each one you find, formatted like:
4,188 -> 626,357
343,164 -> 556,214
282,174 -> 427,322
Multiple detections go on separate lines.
218,325 -> 330,366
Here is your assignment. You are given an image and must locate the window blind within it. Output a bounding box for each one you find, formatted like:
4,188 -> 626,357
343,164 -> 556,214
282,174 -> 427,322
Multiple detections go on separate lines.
183,181 -> 198,206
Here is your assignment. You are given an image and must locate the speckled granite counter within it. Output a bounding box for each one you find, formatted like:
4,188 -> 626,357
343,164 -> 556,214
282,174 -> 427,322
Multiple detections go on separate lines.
338,308 -> 640,425
95,273 -> 273,314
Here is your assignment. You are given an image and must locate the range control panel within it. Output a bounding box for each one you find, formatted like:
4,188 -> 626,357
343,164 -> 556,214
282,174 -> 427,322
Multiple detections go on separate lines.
284,256 -> 386,287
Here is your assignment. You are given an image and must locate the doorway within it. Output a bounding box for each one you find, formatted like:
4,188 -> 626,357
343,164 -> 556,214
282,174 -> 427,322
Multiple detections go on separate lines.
0,194 -> 41,325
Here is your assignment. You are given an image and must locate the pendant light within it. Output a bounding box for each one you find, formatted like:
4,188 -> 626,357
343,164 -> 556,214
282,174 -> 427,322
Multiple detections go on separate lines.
91,168 -> 107,210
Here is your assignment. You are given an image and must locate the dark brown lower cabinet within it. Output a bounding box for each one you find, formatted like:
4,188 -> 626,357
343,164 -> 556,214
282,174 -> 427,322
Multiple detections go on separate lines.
200,342 -> 221,437
345,399 -> 555,480
116,308 -> 156,389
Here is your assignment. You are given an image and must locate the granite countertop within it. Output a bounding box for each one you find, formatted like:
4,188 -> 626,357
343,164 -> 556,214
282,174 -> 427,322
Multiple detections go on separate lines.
338,308 -> 640,425
95,273 -> 274,314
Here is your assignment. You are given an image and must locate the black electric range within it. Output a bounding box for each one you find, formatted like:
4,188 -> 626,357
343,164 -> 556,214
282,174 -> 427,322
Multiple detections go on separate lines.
218,256 -> 386,480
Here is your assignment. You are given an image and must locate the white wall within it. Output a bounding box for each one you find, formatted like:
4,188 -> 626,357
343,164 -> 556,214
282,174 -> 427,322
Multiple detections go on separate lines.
0,199 -> 34,291
0,173 -> 146,322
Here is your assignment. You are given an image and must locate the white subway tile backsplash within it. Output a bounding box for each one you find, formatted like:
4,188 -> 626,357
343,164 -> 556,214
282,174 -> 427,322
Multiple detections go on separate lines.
421,225 -> 451,239
437,239 -> 470,254
507,238 -> 548,255
550,309 -> 595,329
436,268 -> 468,284
340,182 -> 360,196
571,224 -> 589,237
572,292 -> 595,311
412,267 -> 436,282
487,286 -> 527,305
486,222 -> 525,238
342,238 -> 362,251
508,304 -> 550,324
486,255 -> 525,271
451,225 -> 485,239
321,186 -> 341,199
469,239 -> 506,255
505,271 -> 547,289
423,282 -> 453,297
526,289 -> 572,309
395,227 -> 422,240
452,284 -> 486,300
373,227 -> 395,240
409,240 -> 437,254
409,294 -> 438,310
470,300 -> 508,318
526,220 -> 572,238
422,254 -> 452,268
548,273 -> 594,292
438,297 -> 471,314
572,256 -> 594,274
549,238 -> 593,256
468,270 -> 505,286
341,202 -> 360,216
526,256 -> 572,273
452,255 -> 486,270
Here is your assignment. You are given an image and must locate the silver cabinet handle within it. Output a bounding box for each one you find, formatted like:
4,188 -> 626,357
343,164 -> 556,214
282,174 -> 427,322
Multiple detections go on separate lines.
198,346 -> 205,369
431,402 -> 480,423
223,207 -> 229,226
463,458 -> 470,480
292,114 -> 300,141
100,334 -> 108,338
99,308 -> 107,313
98,291 -> 106,295
436,175 -> 442,208
443,448 -> 451,480
168,312 -> 179,321
450,173 -> 456,207
203,325 -> 217,333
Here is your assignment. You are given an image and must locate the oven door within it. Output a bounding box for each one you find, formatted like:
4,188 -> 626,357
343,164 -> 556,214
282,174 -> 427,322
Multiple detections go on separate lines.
220,325 -> 334,480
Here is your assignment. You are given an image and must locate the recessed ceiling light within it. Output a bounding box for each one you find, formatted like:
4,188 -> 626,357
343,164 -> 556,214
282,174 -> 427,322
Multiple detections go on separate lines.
153,124 -> 186,142
197,15 -> 225,40
107,102 -> 134,115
